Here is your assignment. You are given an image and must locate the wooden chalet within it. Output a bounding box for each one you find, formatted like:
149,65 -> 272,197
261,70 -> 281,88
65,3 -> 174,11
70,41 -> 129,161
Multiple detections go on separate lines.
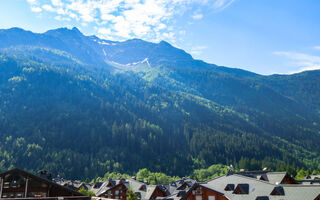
182,184 -> 227,200
96,178 -> 167,200
0,168 -> 89,200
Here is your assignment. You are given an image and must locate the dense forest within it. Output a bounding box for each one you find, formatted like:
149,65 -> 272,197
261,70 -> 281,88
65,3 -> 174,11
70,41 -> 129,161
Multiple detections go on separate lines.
0,27 -> 320,179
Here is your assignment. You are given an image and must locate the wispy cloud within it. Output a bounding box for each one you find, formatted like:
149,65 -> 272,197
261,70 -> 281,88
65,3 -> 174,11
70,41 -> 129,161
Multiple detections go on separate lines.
27,0 -> 38,4
190,45 -> 208,56
314,46 -> 320,50
212,0 -> 235,12
26,0 -> 235,41
192,13 -> 203,20
31,6 -> 42,12
274,51 -> 320,73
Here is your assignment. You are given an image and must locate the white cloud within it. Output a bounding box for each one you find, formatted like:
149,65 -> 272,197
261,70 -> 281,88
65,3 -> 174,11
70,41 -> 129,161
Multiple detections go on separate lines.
212,0 -> 235,11
31,6 -> 42,13
274,51 -> 320,73
27,0 -> 37,5
179,30 -> 186,35
42,4 -> 55,12
25,0 -> 235,42
192,13 -> 203,20
190,45 -> 208,56
51,0 -> 63,7
314,46 -> 320,50
54,15 -> 71,21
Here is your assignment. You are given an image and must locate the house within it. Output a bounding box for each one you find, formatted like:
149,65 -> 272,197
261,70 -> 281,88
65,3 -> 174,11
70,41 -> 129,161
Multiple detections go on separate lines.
0,168 -> 89,199
201,173 -> 320,200
235,171 -> 297,184
160,178 -> 197,196
54,179 -> 92,191
95,178 -> 167,200
181,183 -> 227,200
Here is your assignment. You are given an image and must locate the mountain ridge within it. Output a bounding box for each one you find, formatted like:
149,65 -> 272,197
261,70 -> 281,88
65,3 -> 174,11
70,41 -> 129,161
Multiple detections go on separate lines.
0,27 -> 319,179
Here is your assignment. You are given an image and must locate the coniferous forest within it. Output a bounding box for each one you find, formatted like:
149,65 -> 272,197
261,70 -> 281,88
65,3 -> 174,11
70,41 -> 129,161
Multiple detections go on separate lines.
0,27 -> 320,179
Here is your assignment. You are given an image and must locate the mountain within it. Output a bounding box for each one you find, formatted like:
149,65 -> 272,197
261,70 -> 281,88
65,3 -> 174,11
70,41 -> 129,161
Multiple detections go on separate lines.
0,27 -> 319,179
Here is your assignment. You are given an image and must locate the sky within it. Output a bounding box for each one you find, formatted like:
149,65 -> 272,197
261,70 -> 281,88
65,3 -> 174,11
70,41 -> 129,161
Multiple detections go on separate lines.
0,0 -> 320,75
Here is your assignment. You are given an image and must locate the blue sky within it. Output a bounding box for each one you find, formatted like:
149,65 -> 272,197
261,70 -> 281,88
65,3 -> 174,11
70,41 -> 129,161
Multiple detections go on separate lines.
0,0 -> 320,75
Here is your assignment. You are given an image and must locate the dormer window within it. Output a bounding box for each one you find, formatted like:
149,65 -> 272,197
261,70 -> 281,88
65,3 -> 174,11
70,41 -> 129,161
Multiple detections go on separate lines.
139,185 -> 146,191
107,181 -> 113,187
233,184 -> 249,194
256,196 -> 269,200
270,186 -> 285,196
170,181 -> 177,187
259,175 -> 268,181
224,184 -> 235,191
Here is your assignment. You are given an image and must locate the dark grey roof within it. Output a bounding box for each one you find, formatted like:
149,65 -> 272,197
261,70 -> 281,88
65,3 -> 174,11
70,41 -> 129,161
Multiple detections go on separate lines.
202,174 -> 320,200
94,178 -> 164,200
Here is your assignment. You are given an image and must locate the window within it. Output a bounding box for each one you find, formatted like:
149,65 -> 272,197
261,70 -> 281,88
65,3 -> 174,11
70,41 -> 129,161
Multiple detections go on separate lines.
224,184 -> 235,191
193,187 -> 202,194
270,186 -> 285,196
27,192 -> 47,198
3,173 -> 26,189
15,193 -> 24,198
3,182 -> 10,188
195,196 -> 202,200
233,184 -> 249,195
208,196 -> 215,200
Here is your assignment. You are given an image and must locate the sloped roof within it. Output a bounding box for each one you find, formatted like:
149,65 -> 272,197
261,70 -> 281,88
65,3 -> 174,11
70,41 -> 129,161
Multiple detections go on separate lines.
95,178 -> 163,199
0,168 -> 85,197
203,174 -> 320,200
144,185 -> 157,199
265,172 -> 288,184
160,178 -> 196,195
275,185 -> 320,200
203,174 -> 278,200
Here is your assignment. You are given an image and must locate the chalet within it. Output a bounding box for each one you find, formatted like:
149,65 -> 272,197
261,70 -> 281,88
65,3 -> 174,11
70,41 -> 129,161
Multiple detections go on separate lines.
95,178 -> 167,200
55,179 -> 92,191
235,171 -> 297,184
0,168 -> 89,199
160,178 -> 197,196
200,173 -> 320,200
181,183 -> 227,200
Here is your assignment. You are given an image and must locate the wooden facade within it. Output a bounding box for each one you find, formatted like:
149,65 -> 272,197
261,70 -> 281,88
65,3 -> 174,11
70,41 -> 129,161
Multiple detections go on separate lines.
98,182 -> 167,200
99,183 -> 127,200
0,168 -> 89,200
280,174 -> 297,184
148,186 -> 167,200
182,184 -> 227,200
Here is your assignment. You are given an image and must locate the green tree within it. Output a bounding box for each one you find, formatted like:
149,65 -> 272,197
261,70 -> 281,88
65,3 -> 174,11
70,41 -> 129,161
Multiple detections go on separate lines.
126,188 -> 138,200
78,187 -> 95,197
296,168 -> 308,180
286,166 -> 297,177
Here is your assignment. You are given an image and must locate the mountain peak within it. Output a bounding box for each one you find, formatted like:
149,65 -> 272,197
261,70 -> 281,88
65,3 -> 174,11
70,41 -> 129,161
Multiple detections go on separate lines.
44,27 -> 83,37
71,27 -> 81,33
159,40 -> 171,47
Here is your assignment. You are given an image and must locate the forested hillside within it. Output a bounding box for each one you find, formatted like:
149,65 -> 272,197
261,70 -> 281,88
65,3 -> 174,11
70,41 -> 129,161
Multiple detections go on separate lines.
0,27 -> 319,179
